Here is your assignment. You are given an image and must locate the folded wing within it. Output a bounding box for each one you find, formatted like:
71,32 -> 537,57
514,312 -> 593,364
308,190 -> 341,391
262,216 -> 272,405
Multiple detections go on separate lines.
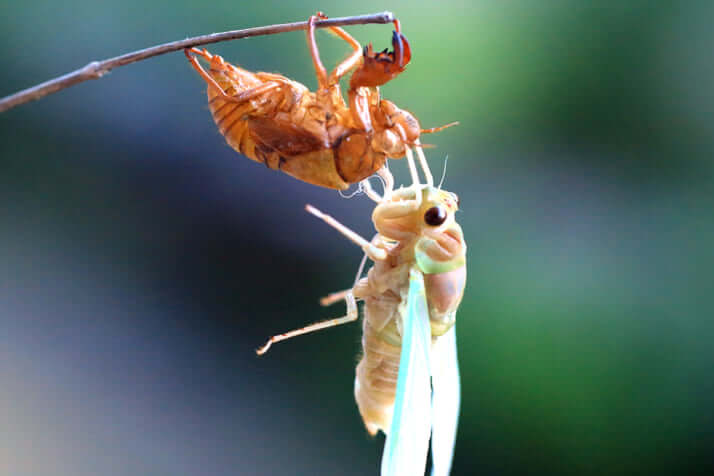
381,267 -> 433,476
430,325 -> 460,476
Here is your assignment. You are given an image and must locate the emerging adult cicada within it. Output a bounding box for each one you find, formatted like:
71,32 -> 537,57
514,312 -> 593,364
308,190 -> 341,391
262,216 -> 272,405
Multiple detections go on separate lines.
185,12 -> 455,192
258,153 -> 466,476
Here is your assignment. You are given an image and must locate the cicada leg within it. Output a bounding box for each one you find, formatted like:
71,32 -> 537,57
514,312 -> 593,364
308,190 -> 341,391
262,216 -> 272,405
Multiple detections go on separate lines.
258,202 -> 386,355
212,82 -> 280,105
319,289 -> 351,307
378,166 -> 395,200
324,24 -> 362,86
306,12 -> 364,89
256,291 -> 358,355
320,278 -> 369,307
306,13 -> 329,89
413,139 -> 434,187
403,147 -> 424,208
385,123 -> 426,207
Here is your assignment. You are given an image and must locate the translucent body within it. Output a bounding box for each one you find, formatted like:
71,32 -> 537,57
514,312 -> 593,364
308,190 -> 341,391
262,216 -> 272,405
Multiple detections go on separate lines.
254,148 -> 465,475
353,186 -> 466,435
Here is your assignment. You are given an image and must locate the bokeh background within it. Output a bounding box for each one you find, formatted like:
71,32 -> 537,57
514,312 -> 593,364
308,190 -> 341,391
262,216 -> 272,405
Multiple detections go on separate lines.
1,1 -> 713,475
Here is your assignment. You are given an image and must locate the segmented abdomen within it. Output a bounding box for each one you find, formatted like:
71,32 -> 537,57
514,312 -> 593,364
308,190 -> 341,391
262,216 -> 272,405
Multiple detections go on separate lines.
200,55 -> 308,169
355,317 -> 401,436
204,62 -> 274,165
201,59 -> 353,190
353,263 -> 461,436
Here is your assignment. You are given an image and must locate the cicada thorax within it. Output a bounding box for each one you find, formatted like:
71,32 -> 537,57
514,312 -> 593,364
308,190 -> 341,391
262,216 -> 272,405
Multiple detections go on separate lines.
354,186 -> 467,435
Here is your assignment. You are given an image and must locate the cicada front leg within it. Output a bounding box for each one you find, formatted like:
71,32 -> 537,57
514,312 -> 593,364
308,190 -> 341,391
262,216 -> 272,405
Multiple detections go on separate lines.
349,19 -> 412,90
305,13 -> 329,90
305,12 -> 365,90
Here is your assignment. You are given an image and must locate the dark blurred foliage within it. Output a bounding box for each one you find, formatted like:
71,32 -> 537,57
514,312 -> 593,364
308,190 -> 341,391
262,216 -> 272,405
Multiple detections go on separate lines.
1,1 -> 713,475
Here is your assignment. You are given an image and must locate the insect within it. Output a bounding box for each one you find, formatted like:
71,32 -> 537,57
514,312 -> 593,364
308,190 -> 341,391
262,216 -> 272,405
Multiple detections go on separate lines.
257,153 -> 466,476
184,12 -> 456,193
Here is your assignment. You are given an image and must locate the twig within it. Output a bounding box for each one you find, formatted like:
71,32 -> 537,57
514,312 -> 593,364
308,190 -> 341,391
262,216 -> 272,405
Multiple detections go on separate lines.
0,11 -> 394,114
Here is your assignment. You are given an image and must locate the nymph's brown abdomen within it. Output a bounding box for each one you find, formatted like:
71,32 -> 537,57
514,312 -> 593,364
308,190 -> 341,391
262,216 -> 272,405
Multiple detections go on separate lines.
203,63 -> 354,190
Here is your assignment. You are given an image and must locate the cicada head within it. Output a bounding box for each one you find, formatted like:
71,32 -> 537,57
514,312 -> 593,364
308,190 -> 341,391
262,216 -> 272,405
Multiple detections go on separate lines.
372,187 -> 461,246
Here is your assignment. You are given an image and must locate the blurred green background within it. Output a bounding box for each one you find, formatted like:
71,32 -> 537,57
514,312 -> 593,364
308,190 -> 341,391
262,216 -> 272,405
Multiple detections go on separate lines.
1,1 -> 713,475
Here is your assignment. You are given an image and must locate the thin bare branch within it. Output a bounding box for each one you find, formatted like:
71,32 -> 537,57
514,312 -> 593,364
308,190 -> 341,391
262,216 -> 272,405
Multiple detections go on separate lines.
0,11 -> 394,114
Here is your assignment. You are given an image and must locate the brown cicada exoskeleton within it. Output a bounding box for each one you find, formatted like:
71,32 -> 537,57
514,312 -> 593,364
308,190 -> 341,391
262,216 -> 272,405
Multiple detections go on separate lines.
185,12 -> 456,194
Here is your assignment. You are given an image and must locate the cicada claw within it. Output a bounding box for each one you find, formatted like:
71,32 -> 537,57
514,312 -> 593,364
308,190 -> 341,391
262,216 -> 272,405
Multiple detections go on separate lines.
392,30 -> 411,68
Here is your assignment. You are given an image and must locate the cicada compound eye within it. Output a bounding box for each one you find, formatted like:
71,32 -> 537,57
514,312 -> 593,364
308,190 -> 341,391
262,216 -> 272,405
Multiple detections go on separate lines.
424,205 -> 447,227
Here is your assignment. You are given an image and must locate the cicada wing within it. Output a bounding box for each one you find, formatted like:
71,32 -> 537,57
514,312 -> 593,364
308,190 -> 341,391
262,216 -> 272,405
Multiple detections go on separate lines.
381,268 -> 433,476
430,325 -> 460,476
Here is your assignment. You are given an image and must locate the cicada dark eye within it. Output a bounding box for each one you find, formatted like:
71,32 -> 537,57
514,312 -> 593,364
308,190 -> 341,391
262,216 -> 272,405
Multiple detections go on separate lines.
424,205 -> 447,226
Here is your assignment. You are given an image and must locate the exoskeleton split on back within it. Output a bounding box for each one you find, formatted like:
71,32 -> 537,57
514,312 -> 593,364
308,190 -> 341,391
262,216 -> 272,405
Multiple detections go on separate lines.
185,12 -> 457,197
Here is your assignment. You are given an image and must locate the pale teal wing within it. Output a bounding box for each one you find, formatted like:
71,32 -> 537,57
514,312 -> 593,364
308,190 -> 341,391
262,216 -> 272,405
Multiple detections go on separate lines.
381,267 -> 433,476
430,324 -> 460,476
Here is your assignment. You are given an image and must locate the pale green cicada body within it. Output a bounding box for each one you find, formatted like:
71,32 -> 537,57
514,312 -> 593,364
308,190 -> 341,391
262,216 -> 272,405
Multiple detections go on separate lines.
258,146 -> 466,476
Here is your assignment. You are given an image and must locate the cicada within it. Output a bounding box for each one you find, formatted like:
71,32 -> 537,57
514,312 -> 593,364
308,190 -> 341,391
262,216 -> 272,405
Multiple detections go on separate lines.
184,12 -> 456,192
258,152 -> 466,475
